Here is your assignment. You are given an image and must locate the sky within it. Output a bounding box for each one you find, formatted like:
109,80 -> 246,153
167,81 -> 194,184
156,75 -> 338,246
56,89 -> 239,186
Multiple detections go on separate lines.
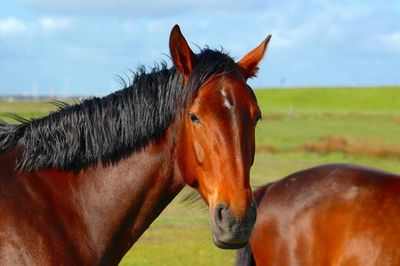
0,0 -> 399,96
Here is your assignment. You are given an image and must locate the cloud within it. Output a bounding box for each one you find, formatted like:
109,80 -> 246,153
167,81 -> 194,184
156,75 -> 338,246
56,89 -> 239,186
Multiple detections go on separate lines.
0,17 -> 28,34
0,16 -> 72,35
378,32 -> 400,52
38,17 -> 71,31
13,0 -> 268,18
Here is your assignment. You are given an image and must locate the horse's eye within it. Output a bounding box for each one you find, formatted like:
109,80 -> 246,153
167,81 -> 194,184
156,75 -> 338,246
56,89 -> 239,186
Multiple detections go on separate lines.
189,112 -> 200,124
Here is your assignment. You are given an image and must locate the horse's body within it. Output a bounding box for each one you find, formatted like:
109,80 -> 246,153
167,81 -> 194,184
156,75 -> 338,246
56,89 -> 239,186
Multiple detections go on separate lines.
0,25 -> 272,265
236,163 -> 400,266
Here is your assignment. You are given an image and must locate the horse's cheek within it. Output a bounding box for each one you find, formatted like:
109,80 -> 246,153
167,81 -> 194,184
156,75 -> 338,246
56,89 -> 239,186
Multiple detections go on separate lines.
176,141 -> 198,187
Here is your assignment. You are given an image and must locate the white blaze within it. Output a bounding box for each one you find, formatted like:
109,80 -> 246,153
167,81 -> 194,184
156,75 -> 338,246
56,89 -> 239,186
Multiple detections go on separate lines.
220,89 -> 233,110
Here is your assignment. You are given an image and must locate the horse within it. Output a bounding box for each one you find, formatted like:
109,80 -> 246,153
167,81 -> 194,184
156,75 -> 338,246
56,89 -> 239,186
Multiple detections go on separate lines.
236,163 -> 400,266
0,25 -> 271,265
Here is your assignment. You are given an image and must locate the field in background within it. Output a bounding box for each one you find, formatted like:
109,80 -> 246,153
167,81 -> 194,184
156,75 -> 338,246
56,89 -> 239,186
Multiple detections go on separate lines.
1,86 -> 399,265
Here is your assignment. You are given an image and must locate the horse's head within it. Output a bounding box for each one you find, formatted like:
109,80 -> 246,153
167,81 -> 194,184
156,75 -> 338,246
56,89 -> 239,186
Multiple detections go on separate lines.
170,25 -> 270,249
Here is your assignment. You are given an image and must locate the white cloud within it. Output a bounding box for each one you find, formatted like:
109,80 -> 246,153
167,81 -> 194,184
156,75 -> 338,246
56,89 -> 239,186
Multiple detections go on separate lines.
378,32 -> 400,53
14,0 -> 268,18
0,16 -> 72,35
383,32 -> 400,45
38,17 -> 71,31
0,17 -> 29,34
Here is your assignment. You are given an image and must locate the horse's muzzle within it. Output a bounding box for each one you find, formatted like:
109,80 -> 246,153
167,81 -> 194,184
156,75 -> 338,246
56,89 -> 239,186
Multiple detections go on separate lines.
210,202 -> 257,249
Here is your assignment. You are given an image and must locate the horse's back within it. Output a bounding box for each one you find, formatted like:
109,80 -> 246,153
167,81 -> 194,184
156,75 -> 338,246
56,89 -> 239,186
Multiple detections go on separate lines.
250,163 -> 400,266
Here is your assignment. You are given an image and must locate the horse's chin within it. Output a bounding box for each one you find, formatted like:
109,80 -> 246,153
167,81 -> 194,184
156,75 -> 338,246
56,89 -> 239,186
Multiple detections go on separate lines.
212,234 -> 248,249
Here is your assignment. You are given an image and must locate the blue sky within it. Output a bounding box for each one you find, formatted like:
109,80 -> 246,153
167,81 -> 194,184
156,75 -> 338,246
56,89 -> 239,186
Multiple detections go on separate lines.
0,0 -> 399,96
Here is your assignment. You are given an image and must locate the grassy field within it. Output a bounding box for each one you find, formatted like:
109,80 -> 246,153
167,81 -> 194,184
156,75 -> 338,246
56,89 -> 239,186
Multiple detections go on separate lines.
1,86 -> 400,265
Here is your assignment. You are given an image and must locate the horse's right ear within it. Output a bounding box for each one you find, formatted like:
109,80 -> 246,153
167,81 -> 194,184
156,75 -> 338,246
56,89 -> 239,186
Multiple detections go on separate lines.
169,25 -> 196,83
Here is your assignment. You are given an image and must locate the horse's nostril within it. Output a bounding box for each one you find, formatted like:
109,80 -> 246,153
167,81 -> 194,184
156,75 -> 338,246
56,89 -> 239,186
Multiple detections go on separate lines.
214,203 -> 239,231
215,203 -> 226,225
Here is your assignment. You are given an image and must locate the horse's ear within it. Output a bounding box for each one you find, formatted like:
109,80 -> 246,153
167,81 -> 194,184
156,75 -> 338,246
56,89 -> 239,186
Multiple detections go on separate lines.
237,35 -> 272,79
169,25 -> 196,82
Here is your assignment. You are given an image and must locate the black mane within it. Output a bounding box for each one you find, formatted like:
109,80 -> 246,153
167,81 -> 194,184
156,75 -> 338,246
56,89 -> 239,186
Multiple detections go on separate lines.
0,49 -> 238,172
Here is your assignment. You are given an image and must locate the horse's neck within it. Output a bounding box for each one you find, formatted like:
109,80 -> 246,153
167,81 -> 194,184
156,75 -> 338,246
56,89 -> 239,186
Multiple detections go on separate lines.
30,128 -> 184,265
97,141 -> 184,264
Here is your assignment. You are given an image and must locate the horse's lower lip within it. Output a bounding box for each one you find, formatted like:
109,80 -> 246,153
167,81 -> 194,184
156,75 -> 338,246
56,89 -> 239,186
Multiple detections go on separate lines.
212,235 -> 248,249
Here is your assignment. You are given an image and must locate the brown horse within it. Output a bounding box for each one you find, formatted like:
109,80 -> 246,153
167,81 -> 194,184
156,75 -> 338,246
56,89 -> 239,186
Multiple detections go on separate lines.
0,25 -> 271,265
236,163 -> 400,266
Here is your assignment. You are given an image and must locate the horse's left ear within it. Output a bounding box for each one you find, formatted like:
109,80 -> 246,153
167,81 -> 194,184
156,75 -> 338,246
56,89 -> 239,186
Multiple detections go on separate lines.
169,25 -> 196,83
237,35 -> 272,79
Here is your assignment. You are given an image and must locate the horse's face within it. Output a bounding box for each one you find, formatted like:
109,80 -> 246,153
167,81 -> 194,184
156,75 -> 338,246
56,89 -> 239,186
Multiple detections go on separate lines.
178,73 -> 260,249
170,25 -> 271,249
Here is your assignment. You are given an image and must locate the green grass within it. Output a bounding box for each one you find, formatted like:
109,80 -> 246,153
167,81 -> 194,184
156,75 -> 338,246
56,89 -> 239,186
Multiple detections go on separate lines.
1,86 -> 399,265
255,86 -> 400,112
255,112 -> 400,151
